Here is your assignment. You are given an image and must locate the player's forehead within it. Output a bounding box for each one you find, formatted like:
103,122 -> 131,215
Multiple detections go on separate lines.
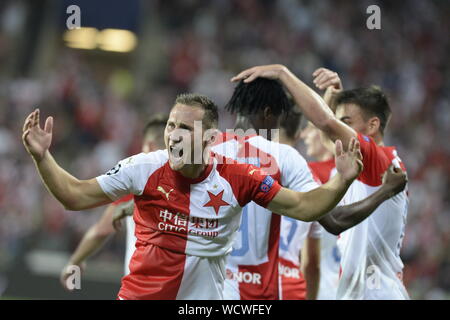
336,103 -> 363,121
168,103 -> 205,127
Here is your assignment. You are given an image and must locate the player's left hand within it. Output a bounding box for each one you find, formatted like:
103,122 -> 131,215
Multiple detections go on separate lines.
312,68 -> 343,91
112,200 -> 134,231
381,165 -> 408,197
334,138 -> 363,183
231,64 -> 288,83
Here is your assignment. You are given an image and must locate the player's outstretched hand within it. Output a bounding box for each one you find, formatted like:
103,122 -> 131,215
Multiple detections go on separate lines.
334,138 -> 363,183
381,165 -> 408,198
22,108 -> 53,162
112,200 -> 135,231
231,64 -> 288,83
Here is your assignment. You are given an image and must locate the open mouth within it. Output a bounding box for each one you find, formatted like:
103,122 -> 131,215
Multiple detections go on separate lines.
169,145 -> 184,159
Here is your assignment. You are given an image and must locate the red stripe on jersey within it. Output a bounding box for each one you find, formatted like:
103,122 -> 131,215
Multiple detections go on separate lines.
238,214 -> 281,300
308,159 -> 335,184
357,133 -> 406,186
279,257 -> 306,300
216,139 -> 282,300
119,243 -> 186,299
119,161 -> 194,299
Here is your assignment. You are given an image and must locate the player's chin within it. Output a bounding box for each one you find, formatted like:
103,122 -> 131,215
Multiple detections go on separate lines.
168,156 -> 185,171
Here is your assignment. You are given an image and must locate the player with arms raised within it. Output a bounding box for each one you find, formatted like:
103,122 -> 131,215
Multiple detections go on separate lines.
232,65 -> 409,299
22,92 -> 362,300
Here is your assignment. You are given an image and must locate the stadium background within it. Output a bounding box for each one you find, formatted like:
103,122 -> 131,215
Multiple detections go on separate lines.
0,0 -> 448,299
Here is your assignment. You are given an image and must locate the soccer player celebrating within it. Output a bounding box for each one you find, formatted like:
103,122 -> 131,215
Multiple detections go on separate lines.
60,117 -> 167,290
232,65 -> 409,299
279,111 -> 407,300
22,93 -> 361,300
212,80 -> 321,300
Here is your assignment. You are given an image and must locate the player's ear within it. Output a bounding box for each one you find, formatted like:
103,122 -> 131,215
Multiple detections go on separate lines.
203,127 -> 218,146
368,117 -> 380,136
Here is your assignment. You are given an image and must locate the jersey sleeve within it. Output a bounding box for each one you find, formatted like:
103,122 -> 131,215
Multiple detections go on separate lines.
281,145 -> 320,192
357,133 -> 392,186
96,150 -> 167,201
112,194 -> 134,206
218,161 -> 282,209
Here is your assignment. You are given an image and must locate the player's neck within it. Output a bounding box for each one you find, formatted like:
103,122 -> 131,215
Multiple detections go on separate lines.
178,163 -> 208,179
278,133 -> 295,147
371,133 -> 384,146
234,115 -> 254,131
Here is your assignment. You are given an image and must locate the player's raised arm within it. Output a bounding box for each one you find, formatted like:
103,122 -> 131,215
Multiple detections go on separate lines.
22,109 -> 111,211
231,65 -> 356,148
267,138 -> 363,222
318,165 -> 407,235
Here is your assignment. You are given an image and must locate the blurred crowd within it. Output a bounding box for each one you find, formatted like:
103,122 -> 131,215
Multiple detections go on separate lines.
0,0 -> 449,299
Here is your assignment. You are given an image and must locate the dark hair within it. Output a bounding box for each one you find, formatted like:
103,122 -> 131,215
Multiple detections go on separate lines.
143,114 -> 169,136
335,85 -> 391,134
280,108 -> 303,140
225,78 -> 291,116
175,93 -> 219,128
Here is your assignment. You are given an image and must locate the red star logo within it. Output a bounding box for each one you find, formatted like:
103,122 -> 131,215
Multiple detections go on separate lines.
203,190 -> 229,215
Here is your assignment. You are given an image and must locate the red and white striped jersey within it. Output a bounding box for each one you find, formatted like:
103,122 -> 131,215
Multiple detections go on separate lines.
278,219 -> 322,300
96,149 -> 281,299
212,133 -> 318,300
335,134 -> 409,300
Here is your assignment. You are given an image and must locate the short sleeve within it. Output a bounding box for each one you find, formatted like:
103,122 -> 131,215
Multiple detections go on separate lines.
280,145 -> 319,192
96,150 -> 168,201
112,194 -> 134,206
357,133 -> 392,186
218,160 -> 282,209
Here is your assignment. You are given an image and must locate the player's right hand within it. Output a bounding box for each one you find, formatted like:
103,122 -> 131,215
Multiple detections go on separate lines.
334,138 -> 363,183
112,200 -> 134,231
231,64 -> 288,83
22,108 -> 53,162
381,165 -> 408,198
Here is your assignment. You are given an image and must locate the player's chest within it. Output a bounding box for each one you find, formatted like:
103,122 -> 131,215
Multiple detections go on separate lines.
137,173 -> 240,219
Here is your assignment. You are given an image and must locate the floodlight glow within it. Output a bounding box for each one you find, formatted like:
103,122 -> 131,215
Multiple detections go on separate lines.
97,29 -> 138,53
63,27 -> 98,49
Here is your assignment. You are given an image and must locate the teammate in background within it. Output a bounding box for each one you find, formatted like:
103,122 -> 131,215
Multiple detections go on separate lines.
299,121 -> 339,300
212,80 -> 321,300
60,117 -> 167,290
22,93 -> 362,299
214,77 -> 406,300
232,64 -> 409,299
279,111 -> 407,300
279,110 -> 322,300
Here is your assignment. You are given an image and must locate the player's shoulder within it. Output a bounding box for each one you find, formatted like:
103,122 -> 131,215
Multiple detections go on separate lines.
275,142 -> 309,170
381,146 -> 407,171
118,150 -> 168,169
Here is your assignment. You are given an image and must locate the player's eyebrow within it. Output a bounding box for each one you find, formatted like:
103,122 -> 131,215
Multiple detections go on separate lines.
179,123 -> 193,130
